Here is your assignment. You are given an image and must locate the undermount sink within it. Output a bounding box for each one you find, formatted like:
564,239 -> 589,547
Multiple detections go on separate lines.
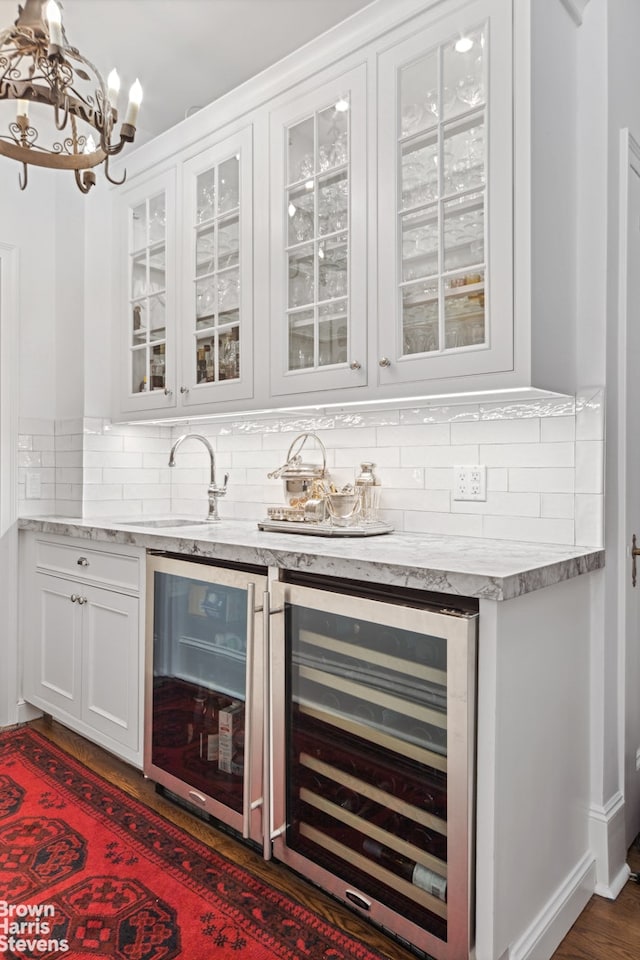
122,518 -> 212,528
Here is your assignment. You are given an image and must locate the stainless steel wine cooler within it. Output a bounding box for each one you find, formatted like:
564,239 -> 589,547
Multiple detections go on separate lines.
270,576 -> 478,960
144,553 -> 269,849
144,556 -> 477,960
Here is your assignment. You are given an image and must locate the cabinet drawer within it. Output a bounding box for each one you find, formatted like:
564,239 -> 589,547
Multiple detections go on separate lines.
35,539 -> 140,593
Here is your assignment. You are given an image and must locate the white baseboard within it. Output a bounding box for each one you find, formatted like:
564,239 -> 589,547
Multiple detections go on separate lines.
589,791 -> 629,896
508,852 -> 596,960
16,700 -> 42,724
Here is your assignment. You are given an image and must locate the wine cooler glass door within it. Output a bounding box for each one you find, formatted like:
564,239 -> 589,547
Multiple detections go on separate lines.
144,555 -> 268,845
270,580 -> 477,960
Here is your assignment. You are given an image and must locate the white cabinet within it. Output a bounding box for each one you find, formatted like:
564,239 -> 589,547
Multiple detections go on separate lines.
269,64 -> 368,397
377,0 -> 513,391
21,534 -> 144,767
107,0 -> 576,423
116,127 -> 253,420
116,169 -> 178,418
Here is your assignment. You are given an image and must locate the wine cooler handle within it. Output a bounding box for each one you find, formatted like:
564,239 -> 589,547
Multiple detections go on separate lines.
263,588 -> 272,861
242,581 -> 256,840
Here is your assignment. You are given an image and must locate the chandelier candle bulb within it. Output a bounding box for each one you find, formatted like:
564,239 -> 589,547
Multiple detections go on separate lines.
45,0 -> 62,47
16,100 -> 28,119
125,79 -> 143,127
107,69 -> 121,105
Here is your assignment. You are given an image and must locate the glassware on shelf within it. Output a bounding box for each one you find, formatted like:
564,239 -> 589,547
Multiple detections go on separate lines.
443,27 -> 485,120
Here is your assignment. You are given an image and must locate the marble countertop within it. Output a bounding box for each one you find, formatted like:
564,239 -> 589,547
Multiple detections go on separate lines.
18,515 -> 605,602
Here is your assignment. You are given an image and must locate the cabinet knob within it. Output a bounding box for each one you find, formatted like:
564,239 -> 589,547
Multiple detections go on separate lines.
349,360 -> 361,370
164,387 -> 173,397
378,357 -> 391,368
180,386 -> 189,395
77,556 -> 89,567
70,594 -> 79,603
77,596 -> 87,605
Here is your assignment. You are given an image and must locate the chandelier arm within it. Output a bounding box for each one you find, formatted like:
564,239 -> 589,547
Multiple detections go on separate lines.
74,167 -> 92,194
104,153 -> 126,185
53,94 -> 69,130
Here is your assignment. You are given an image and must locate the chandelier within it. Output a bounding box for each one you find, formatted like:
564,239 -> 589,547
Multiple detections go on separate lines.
0,0 -> 142,192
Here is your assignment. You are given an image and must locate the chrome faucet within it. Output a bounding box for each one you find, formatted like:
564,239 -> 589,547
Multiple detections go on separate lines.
168,433 -> 229,522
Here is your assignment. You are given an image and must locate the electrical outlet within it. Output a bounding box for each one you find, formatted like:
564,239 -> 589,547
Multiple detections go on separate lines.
453,465 -> 487,501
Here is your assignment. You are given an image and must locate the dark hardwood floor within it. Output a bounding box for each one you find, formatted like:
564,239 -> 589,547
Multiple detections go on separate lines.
14,718 -> 640,960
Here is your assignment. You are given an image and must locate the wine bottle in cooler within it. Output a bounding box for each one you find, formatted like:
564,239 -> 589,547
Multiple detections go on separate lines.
362,838 -> 447,901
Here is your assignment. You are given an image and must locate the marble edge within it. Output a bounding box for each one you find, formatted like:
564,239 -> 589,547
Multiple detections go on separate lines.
17,517 -> 605,602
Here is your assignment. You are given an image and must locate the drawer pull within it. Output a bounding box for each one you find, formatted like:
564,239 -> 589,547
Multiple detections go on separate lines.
70,593 -> 79,603
77,557 -> 89,567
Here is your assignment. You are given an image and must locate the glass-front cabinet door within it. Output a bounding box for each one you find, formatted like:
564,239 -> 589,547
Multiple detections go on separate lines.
271,579 -> 477,960
270,65 -> 367,397
180,127 -> 254,406
119,170 -> 177,414
377,0 -> 512,388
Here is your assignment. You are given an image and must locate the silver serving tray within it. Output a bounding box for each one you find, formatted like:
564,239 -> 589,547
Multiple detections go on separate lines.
257,519 -> 393,537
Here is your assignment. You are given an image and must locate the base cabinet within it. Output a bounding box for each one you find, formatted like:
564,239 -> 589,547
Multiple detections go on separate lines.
20,534 -> 144,766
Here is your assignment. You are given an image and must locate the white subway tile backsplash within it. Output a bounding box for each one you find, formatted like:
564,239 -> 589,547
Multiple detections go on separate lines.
381,489 -> 450,512
376,423 -> 451,447
480,442 -> 574,468
452,492 -> 541,517
575,441 -> 604,494
16,393 -> 605,548
541,494 -> 575,519
402,444 -> 479,467
541,416 -> 576,443
482,516 -> 575,544
509,468 -> 575,493
452,418 -> 540,445
575,493 -> 604,547
407,511 -> 484,537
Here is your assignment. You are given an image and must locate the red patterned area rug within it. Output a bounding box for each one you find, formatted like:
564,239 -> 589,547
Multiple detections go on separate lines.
0,727 -> 388,960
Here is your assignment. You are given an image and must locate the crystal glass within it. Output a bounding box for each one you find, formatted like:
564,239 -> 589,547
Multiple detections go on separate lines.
443,119 -> 485,196
288,116 -> 314,184
401,136 -> 438,210
196,168 -> 216,223
402,210 -> 438,282
318,171 -> 348,235
288,246 -> 314,308
443,193 -> 484,273
317,97 -> 349,172
288,184 -> 315,245
218,328 -> 240,381
149,194 -> 166,243
443,27 -> 485,120
444,270 -> 485,348
196,277 -> 216,324
218,216 -> 239,269
318,301 -> 348,366
148,245 -> 166,293
318,235 -> 347,301
131,202 -> 147,251
288,309 -> 315,369
402,279 -> 439,355
148,295 -> 166,341
400,51 -> 438,137
219,155 -> 239,213
131,252 -> 146,298
195,226 -> 215,277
